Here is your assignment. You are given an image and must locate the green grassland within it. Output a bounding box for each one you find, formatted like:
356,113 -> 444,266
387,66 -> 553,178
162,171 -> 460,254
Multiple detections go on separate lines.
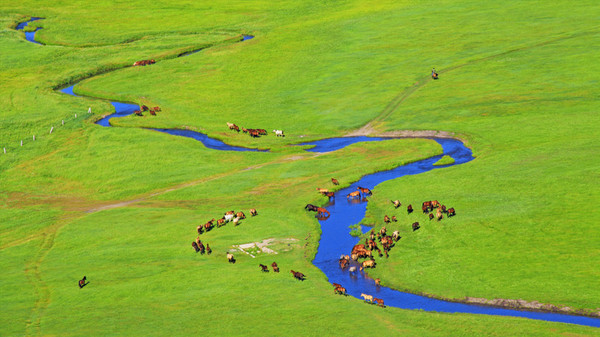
1,0 -> 599,335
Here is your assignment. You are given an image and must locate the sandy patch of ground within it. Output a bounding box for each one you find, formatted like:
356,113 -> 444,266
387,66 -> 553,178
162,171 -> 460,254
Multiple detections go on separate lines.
231,237 -> 299,258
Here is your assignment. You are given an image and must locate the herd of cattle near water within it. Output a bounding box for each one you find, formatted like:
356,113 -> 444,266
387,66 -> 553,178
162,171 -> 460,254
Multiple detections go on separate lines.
226,122 -> 284,138
191,172 -> 458,306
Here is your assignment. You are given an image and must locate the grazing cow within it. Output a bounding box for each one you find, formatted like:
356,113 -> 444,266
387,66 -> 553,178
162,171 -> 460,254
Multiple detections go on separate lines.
79,276 -> 88,289
380,226 -> 387,236
197,225 -> 203,235
391,216 -> 397,222
227,122 -> 240,132
360,259 -> 376,270
227,253 -> 236,263
334,286 -> 346,295
374,298 -> 385,307
429,213 -> 434,221
236,211 -> 246,219
351,253 -> 358,261
140,105 -> 149,111
273,129 -> 284,137
447,208 -> 456,217
361,293 -> 373,302
192,241 -> 200,253
432,200 -> 440,208
259,264 -> 269,272
250,208 -> 258,216
197,239 -> 205,254
316,207 -> 330,217
347,191 -> 360,199
331,178 -> 339,185
224,213 -> 235,222
392,231 -> 400,241
290,270 -> 305,281
441,205 -> 447,213
206,244 -> 212,255
249,130 -> 260,138
423,201 -> 432,210
375,278 -> 381,286
332,283 -> 342,289
436,209 -> 443,221
257,129 -> 267,135
272,262 -> 279,273
357,187 -> 372,196
412,222 -> 420,231
233,217 -> 240,226
305,204 -> 319,212
321,191 -> 335,199
204,221 -> 213,232
134,110 -> 143,116
217,218 -> 225,227
316,188 -> 329,193
352,244 -> 367,254
149,109 -> 156,116
369,231 -> 375,240
383,215 -> 390,223
391,200 -> 401,208
407,204 -> 413,214
422,205 -> 430,214
152,106 -> 161,112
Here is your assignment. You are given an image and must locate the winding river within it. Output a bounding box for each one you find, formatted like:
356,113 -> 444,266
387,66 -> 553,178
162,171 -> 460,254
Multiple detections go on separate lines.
16,17 -> 600,327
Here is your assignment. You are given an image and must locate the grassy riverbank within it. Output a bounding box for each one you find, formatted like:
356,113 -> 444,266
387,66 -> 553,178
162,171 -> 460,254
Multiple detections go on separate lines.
1,0 -> 599,335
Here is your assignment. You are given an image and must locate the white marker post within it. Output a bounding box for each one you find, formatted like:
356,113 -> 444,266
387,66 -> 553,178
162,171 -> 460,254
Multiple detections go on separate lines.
21,140 -> 23,146
75,114 -> 77,118
50,126 -> 54,134
62,120 -> 64,126
88,107 -> 92,114
33,135 -> 36,141
3,148 -> 6,154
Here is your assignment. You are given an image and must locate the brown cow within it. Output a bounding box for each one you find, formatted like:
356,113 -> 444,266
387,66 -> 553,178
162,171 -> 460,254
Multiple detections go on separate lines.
250,208 -> 258,216
290,270 -> 305,281
236,211 -> 246,219
322,191 -> 335,199
206,244 -> 212,255
357,187 -> 372,196
375,278 -> 381,286
272,262 -> 279,272
339,258 -> 349,269
432,200 -> 440,208
374,298 -> 384,307
316,207 -> 330,217
436,209 -> 443,221
447,208 -> 456,217
331,178 -> 339,185
360,259 -> 376,270
259,264 -> 269,272
332,283 -> 342,289
380,226 -> 387,236
192,241 -> 200,253
334,286 -> 346,295
412,222 -> 420,231
383,215 -> 390,223
197,225 -> 203,235
407,204 -> 413,214
429,213 -> 434,220
391,216 -> 397,222
347,191 -> 360,199
217,218 -> 225,227
422,204 -> 430,214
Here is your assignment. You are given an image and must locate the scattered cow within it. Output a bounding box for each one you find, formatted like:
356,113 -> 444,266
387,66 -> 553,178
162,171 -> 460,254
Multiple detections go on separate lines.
331,178 -> 339,185
133,59 -> 156,66
391,200 -> 401,208
227,253 -> 236,263
272,262 -> 279,273
384,215 -> 390,223
347,191 -> 360,199
250,208 -> 258,216
392,231 -> 400,241
447,207 -> 456,217
273,129 -> 285,137
407,204 -> 413,214
78,276 -> 88,289
361,293 -> 373,302
259,264 -> 269,272
374,298 -> 385,307
290,270 -> 306,281
206,244 -> 212,255
305,204 -> 319,212
357,187 -> 372,196
412,222 -> 420,231
334,286 -> 346,295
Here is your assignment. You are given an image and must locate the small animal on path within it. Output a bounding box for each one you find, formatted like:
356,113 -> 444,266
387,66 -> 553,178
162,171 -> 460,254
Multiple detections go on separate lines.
78,276 -> 88,288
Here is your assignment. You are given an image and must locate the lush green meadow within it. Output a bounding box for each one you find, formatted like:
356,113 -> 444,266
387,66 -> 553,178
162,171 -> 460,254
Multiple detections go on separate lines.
1,0 -> 599,336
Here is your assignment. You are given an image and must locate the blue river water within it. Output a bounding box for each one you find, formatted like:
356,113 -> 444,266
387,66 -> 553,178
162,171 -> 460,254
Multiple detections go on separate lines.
15,17 -> 44,44
20,20 -> 599,326
305,137 -> 600,327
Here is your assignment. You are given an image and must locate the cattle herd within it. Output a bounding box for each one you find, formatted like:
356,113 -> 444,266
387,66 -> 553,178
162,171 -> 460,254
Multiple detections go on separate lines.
191,208 -> 308,281
134,105 -> 161,117
303,177 -> 459,307
133,59 -> 156,66
226,122 -> 285,138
